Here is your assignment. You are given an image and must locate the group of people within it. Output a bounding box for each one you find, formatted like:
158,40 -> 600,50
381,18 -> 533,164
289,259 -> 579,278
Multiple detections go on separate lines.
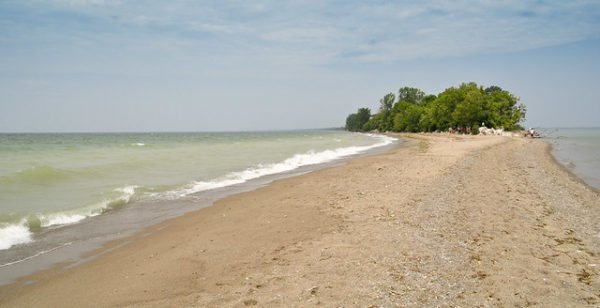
449,126 -> 472,134
447,124 -> 538,137
526,128 -> 537,138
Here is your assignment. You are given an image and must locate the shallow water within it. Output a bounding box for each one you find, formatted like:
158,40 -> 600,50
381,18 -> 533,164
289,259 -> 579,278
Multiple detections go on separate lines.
544,127 -> 600,190
0,130 -> 399,286
0,130 -> 396,250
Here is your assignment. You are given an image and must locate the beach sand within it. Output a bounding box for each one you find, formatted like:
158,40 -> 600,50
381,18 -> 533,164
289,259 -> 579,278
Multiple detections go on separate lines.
1,134 -> 599,307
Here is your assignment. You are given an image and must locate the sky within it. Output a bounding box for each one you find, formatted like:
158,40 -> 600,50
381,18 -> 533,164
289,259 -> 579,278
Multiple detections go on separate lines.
1,0 -> 599,132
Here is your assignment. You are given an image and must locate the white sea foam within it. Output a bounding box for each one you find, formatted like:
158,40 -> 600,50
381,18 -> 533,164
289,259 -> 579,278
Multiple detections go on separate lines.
42,214 -> 89,227
175,134 -> 396,197
0,185 -> 140,250
132,143 -> 145,146
116,185 -> 137,198
0,223 -> 33,250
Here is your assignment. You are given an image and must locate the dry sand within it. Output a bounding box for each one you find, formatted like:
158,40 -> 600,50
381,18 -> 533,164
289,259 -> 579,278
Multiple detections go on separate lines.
1,134 -> 599,307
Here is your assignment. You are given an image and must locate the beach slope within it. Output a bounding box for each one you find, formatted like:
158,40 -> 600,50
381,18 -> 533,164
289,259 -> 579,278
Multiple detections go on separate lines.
1,134 -> 599,307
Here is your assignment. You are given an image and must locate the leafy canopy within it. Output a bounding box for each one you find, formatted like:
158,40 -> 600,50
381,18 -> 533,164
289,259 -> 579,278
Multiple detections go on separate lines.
346,82 -> 526,133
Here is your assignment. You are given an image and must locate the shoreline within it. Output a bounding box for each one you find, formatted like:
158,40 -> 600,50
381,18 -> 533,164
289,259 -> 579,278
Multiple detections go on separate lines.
549,127 -> 600,192
0,135 -> 401,287
546,141 -> 600,195
0,131 -> 396,253
1,134 -> 599,306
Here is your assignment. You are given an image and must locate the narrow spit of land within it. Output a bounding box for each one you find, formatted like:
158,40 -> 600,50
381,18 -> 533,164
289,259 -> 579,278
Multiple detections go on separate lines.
1,134 -> 599,307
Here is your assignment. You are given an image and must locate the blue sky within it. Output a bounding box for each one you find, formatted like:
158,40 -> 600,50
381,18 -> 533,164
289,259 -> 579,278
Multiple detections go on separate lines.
1,0 -> 599,132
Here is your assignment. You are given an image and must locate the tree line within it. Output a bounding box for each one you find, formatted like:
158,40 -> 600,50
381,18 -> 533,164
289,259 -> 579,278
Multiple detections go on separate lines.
345,82 -> 526,134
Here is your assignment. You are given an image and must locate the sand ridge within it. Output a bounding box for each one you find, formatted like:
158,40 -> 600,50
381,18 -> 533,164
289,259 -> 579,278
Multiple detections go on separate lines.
1,134 -> 599,307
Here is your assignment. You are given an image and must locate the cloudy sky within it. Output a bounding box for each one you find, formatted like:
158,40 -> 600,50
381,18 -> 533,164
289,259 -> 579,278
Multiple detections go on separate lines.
1,0 -> 599,132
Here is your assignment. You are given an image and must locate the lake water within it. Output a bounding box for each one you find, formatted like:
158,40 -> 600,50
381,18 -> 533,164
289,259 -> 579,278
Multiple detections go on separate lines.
0,130 -> 399,285
544,127 -> 600,190
0,131 -> 397,250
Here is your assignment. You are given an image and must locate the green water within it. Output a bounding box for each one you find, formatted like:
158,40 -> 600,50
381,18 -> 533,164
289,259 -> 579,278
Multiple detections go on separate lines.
0,130 -> 393,250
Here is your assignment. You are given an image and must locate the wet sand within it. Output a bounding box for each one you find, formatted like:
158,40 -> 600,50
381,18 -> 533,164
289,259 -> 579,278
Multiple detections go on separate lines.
1,134 -> 599,307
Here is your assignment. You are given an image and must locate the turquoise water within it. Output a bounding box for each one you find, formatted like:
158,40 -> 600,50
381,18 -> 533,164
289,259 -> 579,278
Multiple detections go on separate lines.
0,131 -> 395,250
545,127 -> 600,190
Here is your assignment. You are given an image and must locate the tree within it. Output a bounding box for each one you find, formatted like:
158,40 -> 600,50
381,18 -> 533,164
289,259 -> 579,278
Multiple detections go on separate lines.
379,93 -> 395,113
485,89 -> 525,129
378,93 -> 395,132
362,113 -> 383,131
345,113 -> 360,131
452,88 -> 484,127
356,108 -> 371,125
484,85 -> 503,95
429,86 -> 462,130
420,94 -> 437,106
398,87 -> 425,104
344,82 -> 526,133
393,104 -> 424,132
345,107 -> 371,131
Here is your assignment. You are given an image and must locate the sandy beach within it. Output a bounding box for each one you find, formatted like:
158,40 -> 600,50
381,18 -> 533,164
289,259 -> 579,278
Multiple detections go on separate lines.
1,134 -> 599,307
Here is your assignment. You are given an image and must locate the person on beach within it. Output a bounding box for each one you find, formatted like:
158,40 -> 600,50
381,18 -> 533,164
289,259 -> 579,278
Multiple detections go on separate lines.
530,128 -> 535,137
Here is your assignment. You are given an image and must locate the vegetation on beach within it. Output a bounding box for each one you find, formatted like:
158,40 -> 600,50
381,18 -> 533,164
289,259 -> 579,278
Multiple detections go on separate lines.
345,82 -> 526,133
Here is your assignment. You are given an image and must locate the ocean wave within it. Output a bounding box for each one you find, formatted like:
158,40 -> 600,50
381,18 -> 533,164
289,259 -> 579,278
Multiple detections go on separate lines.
0,185 -> 138,250
172,134 -> 396,197
40,185 -> 138,228
0,223 -> 33,250
0,134 -> 395,250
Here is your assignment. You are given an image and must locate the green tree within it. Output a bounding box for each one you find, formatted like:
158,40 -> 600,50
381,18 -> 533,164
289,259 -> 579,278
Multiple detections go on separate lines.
378,93 -> 395,132
362,113 -> 383,131
345,107 -> 372,131
398,87 -> 425,104
452,87 -> 484,128
343,82 -> 526,133
393,104 -> 424,132
420,94 -> 437,106
486,89 -> 525,129
345,113 -> 360,131
356,108 -> 371,125
484,85 -> 503,95
379,93 -> 395,113
429,86 -> 463,130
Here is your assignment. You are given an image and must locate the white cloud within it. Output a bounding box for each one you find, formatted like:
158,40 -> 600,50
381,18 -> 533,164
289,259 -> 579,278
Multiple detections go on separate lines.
3,0 -> 600,66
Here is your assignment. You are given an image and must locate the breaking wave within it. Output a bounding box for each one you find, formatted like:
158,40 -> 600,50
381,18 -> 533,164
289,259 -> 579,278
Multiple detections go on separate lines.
0,133 -> 397,250
0,185 -> 138,250
173,134 -> 396,197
